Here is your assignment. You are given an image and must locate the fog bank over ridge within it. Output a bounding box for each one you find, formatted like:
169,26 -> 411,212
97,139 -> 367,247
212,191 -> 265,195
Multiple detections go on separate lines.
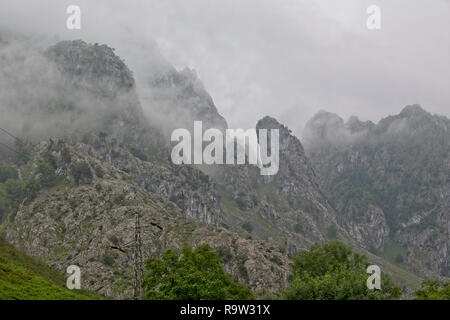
0,0 -> 449,136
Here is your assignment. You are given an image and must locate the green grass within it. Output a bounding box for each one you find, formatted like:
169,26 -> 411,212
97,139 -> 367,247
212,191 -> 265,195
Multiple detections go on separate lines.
352,242 -> 423,294
380,242 -> 408,267
216,184 -> 243,218
171,222 -> 197,247
0,237 -> 97,300
255,211 -> 283,240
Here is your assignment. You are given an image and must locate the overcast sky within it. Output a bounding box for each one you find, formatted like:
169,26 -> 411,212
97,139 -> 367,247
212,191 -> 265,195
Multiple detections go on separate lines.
0,0 -> 449,134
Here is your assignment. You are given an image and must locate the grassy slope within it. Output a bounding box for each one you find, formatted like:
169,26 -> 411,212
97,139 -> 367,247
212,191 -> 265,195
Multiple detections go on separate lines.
0,237 -> 97,300
341,233 -> 423,297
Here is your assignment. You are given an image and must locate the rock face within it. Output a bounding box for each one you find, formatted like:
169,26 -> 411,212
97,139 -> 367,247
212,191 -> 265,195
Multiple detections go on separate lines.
0,40 -> 294,298
5,139 -> 290,298
143,65 -> 228,137
303,105 -> 450,279
46,40 -> 135,93
204,116 -> 342,255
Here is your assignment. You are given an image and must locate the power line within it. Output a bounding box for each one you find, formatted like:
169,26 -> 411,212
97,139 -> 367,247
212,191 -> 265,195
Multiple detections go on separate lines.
0,141 -> 17,153
0,127 -> 23,145
108,211 -> 163,300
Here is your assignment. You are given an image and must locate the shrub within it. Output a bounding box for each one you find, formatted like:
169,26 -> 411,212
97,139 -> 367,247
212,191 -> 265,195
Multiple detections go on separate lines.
236,254 -> 250,282
70,161 -> 93,185
61,148 -> 72,164
294,223 -> 302,233
92,164 -> 104,178
14,144 -> 31,165
242,222 -> 253,234
250,194 -> 259,206
199,172 -> 209,183
129,147 -> 148,161
113,194 -> 126,205
0,166 -> 18,183
101,252 -> 116,266
217,246 -> 233,263
41,151 -> 57,169
236,197 -> 247,210
37,160 -> 58,187
395,254 -> 404,264
108,235 -> 119,246
24,178 -> 40,201
4,179 -> 24,200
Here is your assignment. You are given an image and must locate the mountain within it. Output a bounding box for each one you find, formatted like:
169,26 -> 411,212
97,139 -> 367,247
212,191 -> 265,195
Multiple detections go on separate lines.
0,38 -> 428,299
0,40 -> 291,298
303,105 -> 449,279
3,137 -> 293,298
205,116 -> 342,253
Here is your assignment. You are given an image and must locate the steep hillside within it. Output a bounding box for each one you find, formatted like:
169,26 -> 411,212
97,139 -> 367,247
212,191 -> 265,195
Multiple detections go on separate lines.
303,105 -> 449,279
3,139 -> 290,298
204,116 -> 342,254
144,66 -> 228,136
0,236 -> 94,300
0,39 -> 291,298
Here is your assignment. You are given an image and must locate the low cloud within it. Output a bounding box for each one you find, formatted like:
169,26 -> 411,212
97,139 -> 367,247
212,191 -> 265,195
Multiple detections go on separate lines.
0,0 -> 448,137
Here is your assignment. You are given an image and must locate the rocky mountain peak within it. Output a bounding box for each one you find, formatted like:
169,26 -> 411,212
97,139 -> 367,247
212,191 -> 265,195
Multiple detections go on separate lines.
305,111 -> 345,137
256,116 -> 303,154
399,104 -> 430,118
46,40 -> 135,95
144,65 -> 227,136
345,116 -> 375,134
302,111 -> 353,149
307,111 -> 345,134
256,116 -> 284,129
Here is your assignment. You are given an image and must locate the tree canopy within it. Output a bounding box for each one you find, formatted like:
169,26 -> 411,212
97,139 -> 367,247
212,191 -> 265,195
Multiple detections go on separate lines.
414,280 -> 449,300
142,244 -> 253,300
282,241 -> 401,300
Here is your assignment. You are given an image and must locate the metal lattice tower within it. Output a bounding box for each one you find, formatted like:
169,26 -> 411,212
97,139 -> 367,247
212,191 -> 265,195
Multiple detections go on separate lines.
110,207 -> 163,300
132,211 -> 144,300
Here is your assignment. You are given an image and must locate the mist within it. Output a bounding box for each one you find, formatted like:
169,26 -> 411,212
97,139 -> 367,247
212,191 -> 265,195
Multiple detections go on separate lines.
0,35 -> 145,144
0,0 -> 449,138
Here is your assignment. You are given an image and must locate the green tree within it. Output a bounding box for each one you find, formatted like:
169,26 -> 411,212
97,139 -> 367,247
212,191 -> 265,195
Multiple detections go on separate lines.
242,222 -> 253,233
129,147 -> 148,161
61,147 -> 72,164
70,161 -> 93,185
37,160 -> 58,187
22,178 -> 40,202
282,241 -> 401,300
414,281 -> 450,300
4,179 -> 24,201
14,144 -> 31,166
142,245 -> 253,300
0,166 -> 18,183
